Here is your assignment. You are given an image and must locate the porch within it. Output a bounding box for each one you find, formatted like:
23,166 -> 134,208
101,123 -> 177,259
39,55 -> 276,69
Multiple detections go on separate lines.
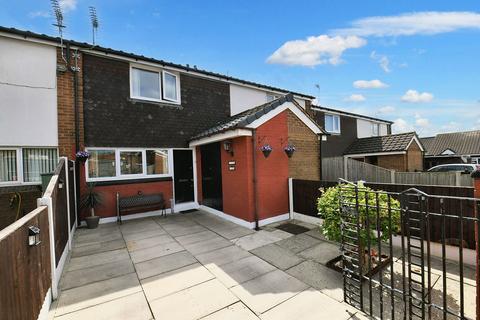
49,210 -> 365,320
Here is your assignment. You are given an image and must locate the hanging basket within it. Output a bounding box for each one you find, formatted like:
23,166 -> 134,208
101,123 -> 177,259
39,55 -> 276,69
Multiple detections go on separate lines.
284,145 -> 296,158
260,144 -> 273,158
76,151 -> 90,163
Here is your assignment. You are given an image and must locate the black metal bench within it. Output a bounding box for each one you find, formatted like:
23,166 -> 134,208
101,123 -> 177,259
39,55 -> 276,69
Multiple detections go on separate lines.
116,191 -> 166,224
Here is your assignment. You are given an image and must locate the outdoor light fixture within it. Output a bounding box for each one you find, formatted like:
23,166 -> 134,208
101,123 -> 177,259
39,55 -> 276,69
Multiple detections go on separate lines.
223,140 -> 234,155
58,178 -> 64,189
28,226 -> 41,246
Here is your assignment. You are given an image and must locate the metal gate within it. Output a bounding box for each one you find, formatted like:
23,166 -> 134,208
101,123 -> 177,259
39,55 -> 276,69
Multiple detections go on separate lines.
339,179 -> 479,320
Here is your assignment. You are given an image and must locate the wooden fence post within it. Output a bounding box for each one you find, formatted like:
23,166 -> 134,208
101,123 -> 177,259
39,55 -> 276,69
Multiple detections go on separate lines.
343,156 -> 348,180
472,170 -> 480,317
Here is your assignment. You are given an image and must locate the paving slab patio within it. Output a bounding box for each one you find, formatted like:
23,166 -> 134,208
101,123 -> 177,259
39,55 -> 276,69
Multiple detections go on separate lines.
50,210 -> 375,320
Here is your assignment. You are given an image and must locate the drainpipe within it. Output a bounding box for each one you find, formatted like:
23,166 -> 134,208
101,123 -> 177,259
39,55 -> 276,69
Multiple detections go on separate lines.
252,130 -> 260,230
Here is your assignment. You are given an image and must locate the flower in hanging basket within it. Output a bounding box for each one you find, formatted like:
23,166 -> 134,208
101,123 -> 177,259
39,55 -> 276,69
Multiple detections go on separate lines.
284,144 -> 296,158
76,151 -> 90,162
260,144 -> 273,158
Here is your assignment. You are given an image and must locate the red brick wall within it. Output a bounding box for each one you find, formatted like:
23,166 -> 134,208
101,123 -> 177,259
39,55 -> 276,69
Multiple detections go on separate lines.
407,140 -> 424,172
57,48 -> 84,159
221,137 -> 255,222
255,112 -> 290,220
79,179 -> 173,219
377,153 -> 407,172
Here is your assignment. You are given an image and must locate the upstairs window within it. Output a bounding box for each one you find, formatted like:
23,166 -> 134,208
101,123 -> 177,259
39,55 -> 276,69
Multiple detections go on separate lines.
130,65 -> 181,103
0,149 -> 18,183
371,123 -> 380,136
325,114 -> 340,134
266,93 -> 280,102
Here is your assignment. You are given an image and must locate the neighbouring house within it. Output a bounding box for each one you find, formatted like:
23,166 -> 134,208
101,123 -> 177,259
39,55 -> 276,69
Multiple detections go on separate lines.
0,26 -> 326,229
343,132 -> 425,172
308,105 -> 393,158
0,33 -> 59,228
421,130 -> 480,169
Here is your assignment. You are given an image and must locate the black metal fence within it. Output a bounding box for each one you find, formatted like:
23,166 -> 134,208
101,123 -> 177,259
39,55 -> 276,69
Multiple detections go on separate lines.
338,179 -> 479,320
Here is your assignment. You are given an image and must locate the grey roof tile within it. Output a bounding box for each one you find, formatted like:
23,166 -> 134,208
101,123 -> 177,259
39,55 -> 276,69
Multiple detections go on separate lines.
420,130 -> 480,156
344,132 -> 419,155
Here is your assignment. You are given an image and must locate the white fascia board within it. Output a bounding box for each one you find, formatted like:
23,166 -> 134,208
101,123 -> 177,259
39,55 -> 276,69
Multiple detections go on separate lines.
311,107 -> 391,125
245,101 -> 323,135
405,135 -> 425,152
344,151 -> 406,158
189,129 -> 252,147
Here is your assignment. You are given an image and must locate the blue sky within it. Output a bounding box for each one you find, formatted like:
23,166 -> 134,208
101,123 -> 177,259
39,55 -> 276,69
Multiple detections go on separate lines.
1,0 -> 479,137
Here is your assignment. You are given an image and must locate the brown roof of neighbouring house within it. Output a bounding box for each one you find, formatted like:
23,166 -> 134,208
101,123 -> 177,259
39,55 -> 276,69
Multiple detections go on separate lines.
420,130 -> 480,156
190,94 -> 326,141
344,132 -> 421,155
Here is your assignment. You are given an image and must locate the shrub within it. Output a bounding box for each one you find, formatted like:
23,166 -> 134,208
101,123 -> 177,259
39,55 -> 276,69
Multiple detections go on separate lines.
317,182 -> 401,247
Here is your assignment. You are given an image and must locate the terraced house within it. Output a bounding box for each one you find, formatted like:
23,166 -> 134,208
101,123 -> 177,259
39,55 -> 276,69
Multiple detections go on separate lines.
0,26 -> 328,229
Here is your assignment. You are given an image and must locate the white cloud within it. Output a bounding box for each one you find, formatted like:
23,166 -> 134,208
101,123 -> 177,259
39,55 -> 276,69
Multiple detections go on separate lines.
28,11 -> 50,18
392,118 -> 414,133
353,79 -> 389,89
332,11 -> 480,37
345,94 -> 366,102
267,35 -> 366,67
378,106 -> 395,114
401,90 -> 434,103
59,0 -> 77,12
370,51 -> 391,73
415,114 -> 430,127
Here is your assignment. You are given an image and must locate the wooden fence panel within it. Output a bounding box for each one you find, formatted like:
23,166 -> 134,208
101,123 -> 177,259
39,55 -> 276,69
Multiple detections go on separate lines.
321,157 -> 345,182
68,161 -> 76,229
51,160 -> 69,267
0,206 -> 51,320
347,158 -> 393,183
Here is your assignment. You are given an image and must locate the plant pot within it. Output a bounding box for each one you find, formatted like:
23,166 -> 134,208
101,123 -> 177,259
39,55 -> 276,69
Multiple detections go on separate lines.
85,216 -> 100,229
262,149 -> 272,158
284,149 -> 295,158
77,157 -> 88,164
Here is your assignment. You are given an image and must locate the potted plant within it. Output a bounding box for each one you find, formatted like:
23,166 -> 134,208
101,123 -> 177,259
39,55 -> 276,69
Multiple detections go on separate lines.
317,182 -> 401,276
76,150 -> 90,163
260,144 -> 273,158
80,183 -> 102,229
284,144 -> 296,158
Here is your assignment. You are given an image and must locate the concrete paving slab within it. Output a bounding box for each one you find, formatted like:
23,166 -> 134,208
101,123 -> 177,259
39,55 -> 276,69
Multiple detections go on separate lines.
135,251 -> 197,280
195,245 -> 251,267
71,239 -> 126,258
298,241 -> 341,265
275,233 -> 322,253
175,230 -> 219,246
149,279 -> 238,320
120,220 -> 162,236
54,292 -> 152,320
230,269 -> 308,314
233,230 -> 288,251
163,224 -> 208,237
182,236 -> 232,255
60,259 -> 135,290
208,255 -> 276,288
73,231 -> 123,248
210,226 -> 254,240
55,273 -> 141,316
251,243 -> 304,270
141,263 -> 214,301
260,288 -> 356,320
67,249 -> 131,272
130,241 -> 184,263
286,260 -> 344,302
202,302 -> 259,320
304,229 -> 327,241
122,228 -> 167,242
126,234 -> 175,252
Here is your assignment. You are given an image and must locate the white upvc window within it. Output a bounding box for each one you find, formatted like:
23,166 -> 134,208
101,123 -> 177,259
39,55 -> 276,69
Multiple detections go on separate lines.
325,114 -> 341,134
86,148 -> 172,182
266,93 -> 280,102
0,147 -> 58,186
130,65 -> 181,104
371,123 -> 380,136
162,71 -> 180,103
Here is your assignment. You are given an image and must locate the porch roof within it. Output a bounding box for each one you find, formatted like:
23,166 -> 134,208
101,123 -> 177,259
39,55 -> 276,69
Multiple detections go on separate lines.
189,94 -> 326,146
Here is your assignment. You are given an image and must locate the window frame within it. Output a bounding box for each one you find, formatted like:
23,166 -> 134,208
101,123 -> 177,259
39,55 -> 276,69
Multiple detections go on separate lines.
371,123 -> 380,136
162,71 -> 180,103
0,147 -> 59,186
85,147 -> 173,182
129,64 -> 181,105
325,114 -> 341,134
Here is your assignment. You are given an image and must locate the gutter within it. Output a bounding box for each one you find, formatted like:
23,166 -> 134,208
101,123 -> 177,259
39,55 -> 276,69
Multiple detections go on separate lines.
251,130 -> 260,230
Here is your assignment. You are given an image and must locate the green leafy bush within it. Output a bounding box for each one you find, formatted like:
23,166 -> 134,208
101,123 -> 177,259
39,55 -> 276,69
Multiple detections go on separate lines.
317,182 -> 401,247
